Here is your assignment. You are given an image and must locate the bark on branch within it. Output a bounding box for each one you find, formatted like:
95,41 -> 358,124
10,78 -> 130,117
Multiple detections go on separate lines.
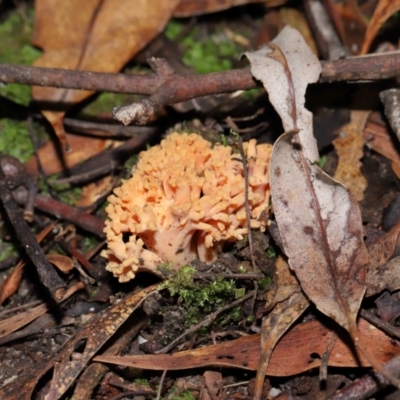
1,52 -> 400,124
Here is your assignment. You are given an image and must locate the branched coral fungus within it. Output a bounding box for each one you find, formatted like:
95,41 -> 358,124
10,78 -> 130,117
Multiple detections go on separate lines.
102,133 -> 272,282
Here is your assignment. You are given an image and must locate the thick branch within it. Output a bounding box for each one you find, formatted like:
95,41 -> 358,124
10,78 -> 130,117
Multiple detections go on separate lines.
2,52 -> 400,124
1,52 -> 400,94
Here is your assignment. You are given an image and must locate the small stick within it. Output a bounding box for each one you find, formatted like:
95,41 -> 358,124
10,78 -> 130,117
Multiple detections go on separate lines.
0,161 -> 66,300
360,309 -> 400,341
155,370 -> 167,400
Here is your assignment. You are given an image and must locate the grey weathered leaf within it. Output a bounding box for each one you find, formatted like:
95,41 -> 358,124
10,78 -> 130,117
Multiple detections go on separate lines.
244,26 -> 321,162
270,131 -> 368,330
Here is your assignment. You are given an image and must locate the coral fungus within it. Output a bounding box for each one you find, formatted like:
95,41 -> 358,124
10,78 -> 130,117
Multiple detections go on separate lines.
102,133 -> 272,282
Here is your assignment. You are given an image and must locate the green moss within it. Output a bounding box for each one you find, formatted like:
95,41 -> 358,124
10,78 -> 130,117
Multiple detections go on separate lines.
314,155 -> 328,169
266,247 -> 277,259
166,389 -> 196,400
0,238 -> 19,262
159,265 -> 241,326
0,7 -> 42,106
134,378 -> 150,387
258,276 -> 272,289
81,234 -> 98,253
241,88 -> 262,101
165,20 -> 183,40
82,92 -> 125,116
0,118 -> 34,162
40,175 -> 83,206
179,27 -> 243,74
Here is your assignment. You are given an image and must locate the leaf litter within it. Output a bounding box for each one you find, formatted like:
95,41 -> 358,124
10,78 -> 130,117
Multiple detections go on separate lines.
3,2 -> 400,399
246,25 -> 400,394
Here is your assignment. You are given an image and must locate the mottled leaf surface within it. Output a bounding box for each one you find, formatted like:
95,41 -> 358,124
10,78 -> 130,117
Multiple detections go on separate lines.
245,26 -> 321,162
270,131 -> 368,330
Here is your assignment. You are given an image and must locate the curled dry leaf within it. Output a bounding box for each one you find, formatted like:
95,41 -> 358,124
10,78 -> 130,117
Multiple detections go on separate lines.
360,0 -> 400,55
47,253 -> 74,273
0,261 -> 24,306
254,257 -> 308,399
94,318 -> 400,376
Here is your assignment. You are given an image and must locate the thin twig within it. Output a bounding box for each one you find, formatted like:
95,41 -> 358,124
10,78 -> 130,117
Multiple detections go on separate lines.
155,370 -> 167,400
360,309 -> 400,341
0,161 -> 66,300
326,352 -> 400,400
320,331 -> 338,381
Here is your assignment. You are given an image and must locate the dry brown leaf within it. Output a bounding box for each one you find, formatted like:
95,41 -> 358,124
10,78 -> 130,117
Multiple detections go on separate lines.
0,282 -> 83,340
0,262 -> 24,306
32,0 -> 180,149
25,133 -> 113,177
366,218 -> 400,296
363,114 -> 400,179
173,0 -> 287,17
367,256 -> 400,297
363,117 -> 400,163
333,110 -> 368,201
254,257 -> 308,397
94,318 -> 400,375
360,0 -> 400,54
47,253 -> 74,273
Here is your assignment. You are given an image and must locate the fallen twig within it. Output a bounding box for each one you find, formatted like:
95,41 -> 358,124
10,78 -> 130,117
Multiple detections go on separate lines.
1,51 -> 400,124
31,195 -> 105,237
360,309 -> 400,341
327,353 -> 400,399
0,160 -> 66,300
